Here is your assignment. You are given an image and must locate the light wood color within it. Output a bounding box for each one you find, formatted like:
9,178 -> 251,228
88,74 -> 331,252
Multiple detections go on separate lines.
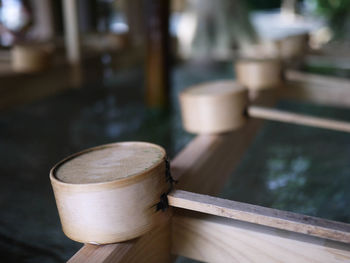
238,34 -> 308,60
279,33 -> 308,59
168,189 -> 350,243
173,89 -> 278,195
249,105 -> 350,133
67,83 -> 350,262
235,58 -> 282,91
286,70 -> 350,92
62,0 -> 81,65
62,0 -> 82,86
283,80 -> 350,108
11,45 -> 52,73
172,212 -> 350,263
282,70 -> 350,108
281,0 -> 297,19
179,81 -> 248,134
55,143 -> 165,184
180,80 -> 350,134
67,105 -> 273,262
234,60 -> 350,108
68,221 -> 172,263
50,142 -> 169,244
65,90 -> 279,262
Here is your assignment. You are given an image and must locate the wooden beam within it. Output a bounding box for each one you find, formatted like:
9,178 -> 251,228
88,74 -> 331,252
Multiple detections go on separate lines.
248,105 -> 350,133
172,213 -> 350,263
62,0 -> 82,86
62,0 -> 81,65
285,70 -> 350,90
282,70 -> 350,108
144,0 -> 170,108
173,123 -> 263,195
68,221 -> 171,263
168,190 -> 350,243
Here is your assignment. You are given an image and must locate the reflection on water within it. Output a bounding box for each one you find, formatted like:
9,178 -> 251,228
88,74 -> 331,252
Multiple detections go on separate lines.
267,155 -> 309,190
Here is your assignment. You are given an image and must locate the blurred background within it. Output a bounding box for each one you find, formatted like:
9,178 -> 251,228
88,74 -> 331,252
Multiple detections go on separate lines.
0,0 -> 350,262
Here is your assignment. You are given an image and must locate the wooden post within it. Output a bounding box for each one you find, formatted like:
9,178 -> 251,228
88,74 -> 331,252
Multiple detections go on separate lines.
144,0 -> 170,108
30,0 -> 55,40
281,0 -> 297,19
62,0 -> 81,65
168,189 -> 350,243
62,0 -> 82,86
172,213 -> 350,263
248,105 -> 350,133
283,70 -> 350,108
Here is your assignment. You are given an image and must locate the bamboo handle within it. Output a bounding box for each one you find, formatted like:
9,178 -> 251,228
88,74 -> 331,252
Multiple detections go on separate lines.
248,106 -> 350,133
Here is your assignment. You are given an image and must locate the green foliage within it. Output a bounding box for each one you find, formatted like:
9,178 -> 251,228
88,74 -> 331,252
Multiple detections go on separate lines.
306,0 -> 350,38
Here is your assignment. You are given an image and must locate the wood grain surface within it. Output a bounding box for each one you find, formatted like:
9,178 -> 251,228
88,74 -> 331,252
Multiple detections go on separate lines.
172,212 -> 350,263
248,105 -> 350,133
169,189 -> 350,243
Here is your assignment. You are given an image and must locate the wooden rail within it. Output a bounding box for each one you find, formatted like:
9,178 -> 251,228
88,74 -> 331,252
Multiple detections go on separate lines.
172,213 -> 350,263
168,190 -> 350,243
248,105 -> 350,133
283,70 -> 350,108
285,70 -> 350,91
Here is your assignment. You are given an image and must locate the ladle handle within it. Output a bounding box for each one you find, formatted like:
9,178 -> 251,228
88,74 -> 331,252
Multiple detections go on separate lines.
248,105 -> 350,133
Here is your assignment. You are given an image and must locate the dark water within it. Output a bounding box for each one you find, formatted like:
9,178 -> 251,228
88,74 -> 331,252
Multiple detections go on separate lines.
0,61 -> 349,262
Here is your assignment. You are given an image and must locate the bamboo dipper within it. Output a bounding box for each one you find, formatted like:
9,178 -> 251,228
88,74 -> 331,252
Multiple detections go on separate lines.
235,58 -> 283,91
11,44 -> 52,73
179,80 -> 350,134
50,142 -> 171,244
